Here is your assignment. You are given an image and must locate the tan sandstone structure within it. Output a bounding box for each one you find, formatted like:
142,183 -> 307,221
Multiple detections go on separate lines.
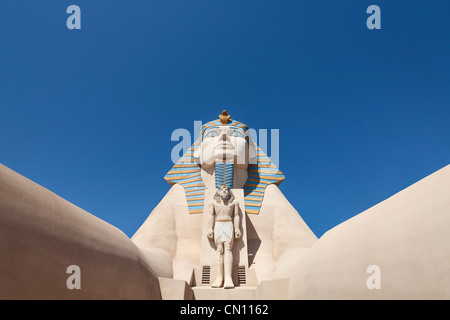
0,111 -> 449,299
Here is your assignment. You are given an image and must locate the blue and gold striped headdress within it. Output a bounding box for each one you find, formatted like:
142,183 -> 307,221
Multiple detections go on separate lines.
164,110 -> 284,214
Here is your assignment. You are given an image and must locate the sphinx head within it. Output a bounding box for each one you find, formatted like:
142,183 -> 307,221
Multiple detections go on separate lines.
164,110 -> 284,215
193,110 -> 254,169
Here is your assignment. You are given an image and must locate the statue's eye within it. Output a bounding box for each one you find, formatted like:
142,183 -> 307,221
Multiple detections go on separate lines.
230,130 -> 244,138
205,130 -> 218,138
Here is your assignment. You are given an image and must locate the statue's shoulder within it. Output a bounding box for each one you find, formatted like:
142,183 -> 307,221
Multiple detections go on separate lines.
231,199 -> 239,206
264,183 -> 284,198
157,183 -> 187,205
170,183 -> 186,194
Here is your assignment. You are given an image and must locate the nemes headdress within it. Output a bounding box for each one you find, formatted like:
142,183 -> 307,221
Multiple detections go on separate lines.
164,110 -> 285,214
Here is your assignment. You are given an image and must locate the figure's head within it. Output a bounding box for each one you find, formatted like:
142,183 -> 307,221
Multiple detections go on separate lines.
218,184 -> 231,200
214,184 -> 235,204
193,111 -> 253,168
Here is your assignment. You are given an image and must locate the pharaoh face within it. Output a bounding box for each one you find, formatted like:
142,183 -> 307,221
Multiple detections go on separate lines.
195,125 -> 248,168
218,186 -> 230,200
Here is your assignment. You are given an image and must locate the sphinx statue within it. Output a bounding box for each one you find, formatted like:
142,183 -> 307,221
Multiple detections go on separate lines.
1,110 -> 449,299
132,110 -> 317,298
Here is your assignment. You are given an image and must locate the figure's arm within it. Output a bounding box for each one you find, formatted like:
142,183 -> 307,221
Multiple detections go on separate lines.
206,200 -> 215,240
233,200 -> 241,239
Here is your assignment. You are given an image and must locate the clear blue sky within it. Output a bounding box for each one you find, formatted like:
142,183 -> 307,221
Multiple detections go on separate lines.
1,1 -> 449,238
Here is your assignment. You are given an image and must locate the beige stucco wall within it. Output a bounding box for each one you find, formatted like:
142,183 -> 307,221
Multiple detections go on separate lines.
0,163 -> 161,299
289,164 -> 450,299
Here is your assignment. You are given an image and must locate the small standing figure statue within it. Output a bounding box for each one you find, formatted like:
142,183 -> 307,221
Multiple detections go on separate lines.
206,185 -> 241,288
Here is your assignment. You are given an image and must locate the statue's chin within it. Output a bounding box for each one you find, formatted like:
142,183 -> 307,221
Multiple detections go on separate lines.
213,149 -> 235,162
197,151 -> 235,167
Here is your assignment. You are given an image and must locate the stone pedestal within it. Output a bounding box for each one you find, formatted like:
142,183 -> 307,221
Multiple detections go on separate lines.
191,278 -> 289,300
